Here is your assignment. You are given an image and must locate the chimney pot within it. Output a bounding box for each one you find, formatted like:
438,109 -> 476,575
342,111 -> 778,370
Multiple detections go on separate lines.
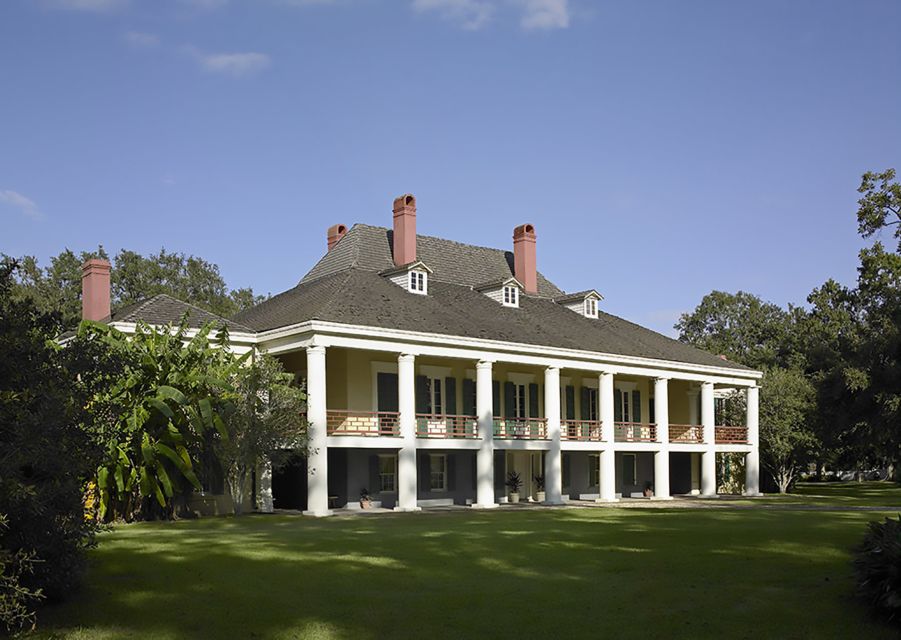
392,193 -> 417,266
327,223 -> 348,251
513,223 -> 538,294
81,258 -> 111,322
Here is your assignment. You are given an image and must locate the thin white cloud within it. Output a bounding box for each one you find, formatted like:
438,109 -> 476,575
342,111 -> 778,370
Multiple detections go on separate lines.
515,0 -> 569,30
43,0 -> 128,11
0,190 -> 42,220
412,0 -> 494,30
195,51 -> 271,76
412,0 -> 570,31
122,31 -> 160,48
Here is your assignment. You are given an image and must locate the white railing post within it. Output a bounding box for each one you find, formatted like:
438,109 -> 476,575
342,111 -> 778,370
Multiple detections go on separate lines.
544,366 -> 563,504
744,385 -> 762,496
304,345 -> 332,516
653,377 -> 672,500
396,353 -> 420,511
700,381 -> 717,497
474,360 -> 498,508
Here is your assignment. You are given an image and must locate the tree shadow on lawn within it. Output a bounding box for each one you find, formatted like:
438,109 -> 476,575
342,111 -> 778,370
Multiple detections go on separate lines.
38,509 -> 896,640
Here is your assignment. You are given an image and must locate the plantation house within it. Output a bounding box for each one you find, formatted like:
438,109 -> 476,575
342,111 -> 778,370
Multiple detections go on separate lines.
80,194 -> 762,515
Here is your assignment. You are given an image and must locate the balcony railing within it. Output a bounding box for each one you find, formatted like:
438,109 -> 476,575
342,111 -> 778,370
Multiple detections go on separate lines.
561,419 -> 603,441
493,417 -> 548,440
715,426 -> 749,444
326,410 -> 400,436
614,422 -> 657,443
416,414 -> 479,439
669,424 -> 703,444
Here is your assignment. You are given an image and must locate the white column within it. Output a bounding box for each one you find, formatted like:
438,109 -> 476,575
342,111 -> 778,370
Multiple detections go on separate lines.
303,345 -> 332,516
258,458 -> 273,513
744,385 -> 762,496
652,377 -> 672,500
700,381 -> 717,497
598,371 -> 617,502
473,360 -> 497,508
544,366 -> 563,504
396,353 -> 420,511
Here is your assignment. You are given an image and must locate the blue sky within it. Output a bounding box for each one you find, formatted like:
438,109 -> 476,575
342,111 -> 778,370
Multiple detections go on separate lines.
2,0 -> 899,335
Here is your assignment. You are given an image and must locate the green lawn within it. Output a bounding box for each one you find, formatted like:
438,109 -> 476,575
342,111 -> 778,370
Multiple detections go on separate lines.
717,480 -> 901,507
38,485 -> 900,640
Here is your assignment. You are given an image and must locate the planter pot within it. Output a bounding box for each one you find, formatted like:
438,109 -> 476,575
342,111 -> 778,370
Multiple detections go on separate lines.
536,491 -> 546,503
509,492 -> 520,504
360,499 -> 372,509
643,489 -> 653,498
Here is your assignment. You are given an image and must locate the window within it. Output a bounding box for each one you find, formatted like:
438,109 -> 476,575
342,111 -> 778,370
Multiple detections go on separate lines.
588,454 -> 600,487
430,454 -> 447,491
585,297 -> 598,318
503,285 -> 519,307
409,270 -> 427,294
426,377 -> 443,415
622,454 -> 637,486
585,387 -> 599,421
379,455 -> 397,493
616,388 -> 634,422
513,383 -> 527,418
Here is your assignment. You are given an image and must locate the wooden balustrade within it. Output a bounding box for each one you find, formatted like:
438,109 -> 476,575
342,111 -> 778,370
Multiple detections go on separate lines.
561,419 -> 603,441
715,426 -> 749,444
416,414 -> 479,439
669,424 -> 703,444
326,410 -> 400,436
614,422 -> 657,443
493,417 -> 548,440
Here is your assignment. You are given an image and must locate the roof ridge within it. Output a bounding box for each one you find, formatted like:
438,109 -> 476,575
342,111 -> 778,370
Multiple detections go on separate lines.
352,222 -> 514,256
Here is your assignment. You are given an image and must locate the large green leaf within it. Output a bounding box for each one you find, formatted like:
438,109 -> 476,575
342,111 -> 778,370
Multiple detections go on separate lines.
157,385 -> 187,404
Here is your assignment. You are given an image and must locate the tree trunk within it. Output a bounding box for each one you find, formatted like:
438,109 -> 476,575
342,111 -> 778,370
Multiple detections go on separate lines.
228,465 -> 247,516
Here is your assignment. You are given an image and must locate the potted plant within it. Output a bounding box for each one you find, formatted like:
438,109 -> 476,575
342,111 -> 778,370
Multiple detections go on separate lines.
359,488 -> 372,509
534,474 -> 546,503
643,481 -> 654,498
506,471 -> 523,503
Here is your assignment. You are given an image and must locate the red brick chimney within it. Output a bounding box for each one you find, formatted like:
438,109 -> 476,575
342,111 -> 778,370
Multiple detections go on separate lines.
82,258 -> 111,321
513,223 -> 537,294
327,223 -> 347,251
392,194 -> 416,266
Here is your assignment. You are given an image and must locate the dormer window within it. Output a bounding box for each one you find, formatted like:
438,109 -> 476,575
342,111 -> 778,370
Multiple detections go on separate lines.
503,285 -> 518,307
410,270 -> 427,295
554,289 -> 604,318
585,297 -> 597,318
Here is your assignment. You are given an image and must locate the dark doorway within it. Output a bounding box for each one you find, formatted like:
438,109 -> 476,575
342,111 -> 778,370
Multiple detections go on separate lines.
669,452 -> 693,495
272,453 -> 307,511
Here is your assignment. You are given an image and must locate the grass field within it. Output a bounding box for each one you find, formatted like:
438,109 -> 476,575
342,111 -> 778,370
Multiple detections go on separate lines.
37,483 -> 901,639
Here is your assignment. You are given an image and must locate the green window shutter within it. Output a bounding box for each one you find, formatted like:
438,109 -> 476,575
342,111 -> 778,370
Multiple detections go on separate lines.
369,455 -> 380,494
418,453 -> 430,493
565,385 -> 575,420
492,380 -> 501,416
444,377 -> 457,415
562,453 -> 571,488
447,455 -> 456,491
462,379 -> 475,416
528,383 -> 539,417
377,373 -> 399,413
580,387 -> 590,421
632,390 -> 641,422
503,381 -> 515,417
649,397 -> 656,424
415,375 -> 430,414
493,451 -> 506,492
614,390 -> 623,422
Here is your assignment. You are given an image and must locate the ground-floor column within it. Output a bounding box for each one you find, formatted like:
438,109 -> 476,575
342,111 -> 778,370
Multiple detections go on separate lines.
474,360 -> 497,508
744,385 -> 762,496
258,458 -> 273,513
598,371 -> 617,502
653,377 -> 672,500
700,380 -> 717,497
304,345 -> 332,516
396,353 -> 420,512
544,366 -> 563,505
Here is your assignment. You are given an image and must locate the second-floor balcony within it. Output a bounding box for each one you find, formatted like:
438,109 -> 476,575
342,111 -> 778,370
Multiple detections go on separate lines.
326,410 -> 400,436
561,419 -> 603,441
715,425 -> 749,444
614,422 -> 657,443
669,424 -> 703,444
493,417 -> 548,440
416,414 -> 478,439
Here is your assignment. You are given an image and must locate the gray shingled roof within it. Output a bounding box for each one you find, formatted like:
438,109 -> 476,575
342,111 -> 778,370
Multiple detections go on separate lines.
300,224 -> 564,298
109,294 -> 253,333
233,268 -> 751,371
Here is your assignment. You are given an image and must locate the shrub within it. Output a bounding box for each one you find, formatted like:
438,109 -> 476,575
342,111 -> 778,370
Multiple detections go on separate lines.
853,515 -> 901,621
0,515 -> 43,636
